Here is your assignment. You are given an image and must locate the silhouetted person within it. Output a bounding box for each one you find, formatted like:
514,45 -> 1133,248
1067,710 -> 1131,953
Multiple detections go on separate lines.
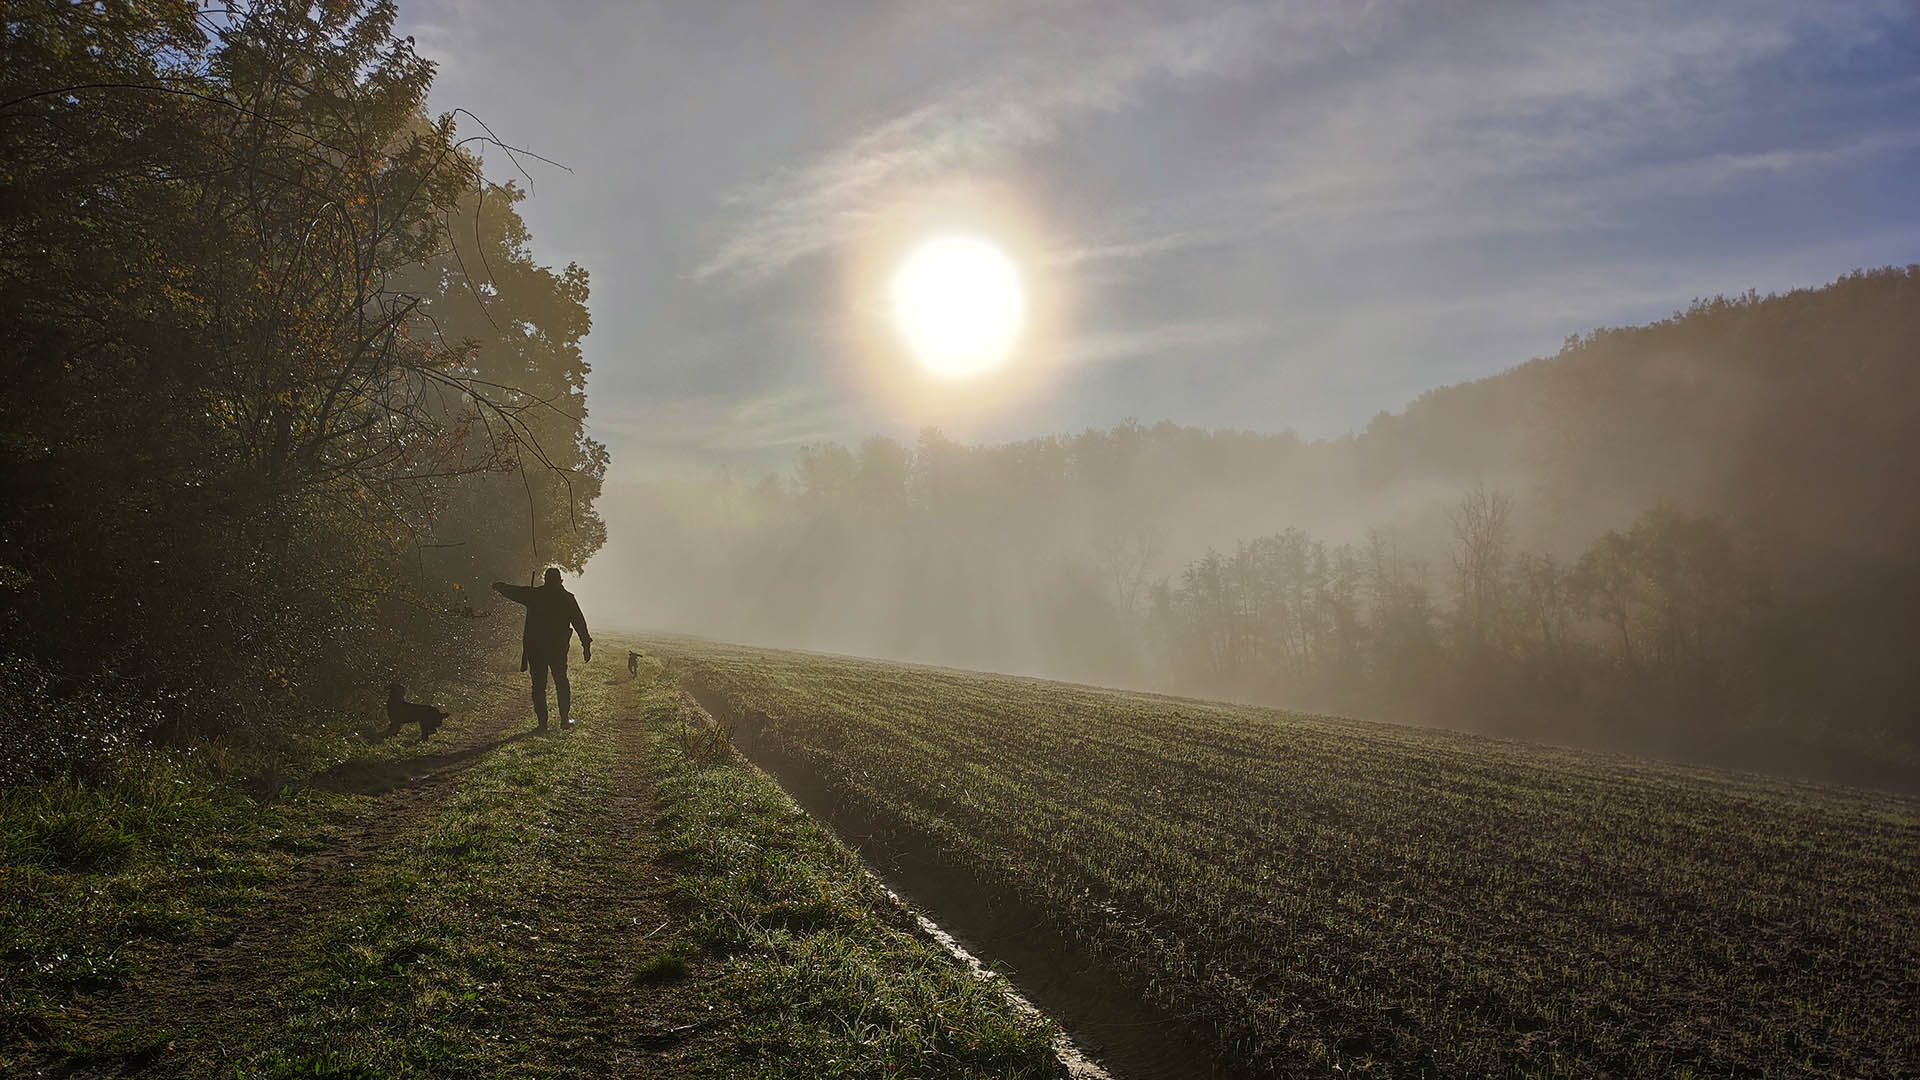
492,568 -> 592,732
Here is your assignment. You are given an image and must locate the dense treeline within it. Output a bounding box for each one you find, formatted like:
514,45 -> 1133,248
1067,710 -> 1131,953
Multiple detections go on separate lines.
0,1 -> 605,774
1150,498 -> 1771,766
625,268 -> 1920,786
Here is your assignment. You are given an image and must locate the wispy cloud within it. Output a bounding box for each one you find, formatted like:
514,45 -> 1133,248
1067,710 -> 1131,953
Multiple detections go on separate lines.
704,0 -> 1920,296
1051,3 -> 1919,271
1626,127 -> 1920,191
695,3 -> 1405,282
1060,318 -> 1267,367
591,386 -> 851,454
1050,231 -> 1203,268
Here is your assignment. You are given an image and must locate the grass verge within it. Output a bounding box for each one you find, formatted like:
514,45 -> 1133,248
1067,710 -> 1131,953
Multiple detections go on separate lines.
636,649 -> 1064,1079
3,660 -> 545,1073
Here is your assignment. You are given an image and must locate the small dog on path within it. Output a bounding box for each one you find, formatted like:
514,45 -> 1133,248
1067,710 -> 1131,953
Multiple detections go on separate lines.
628,650 -> 641,676
386,683 -> 449,739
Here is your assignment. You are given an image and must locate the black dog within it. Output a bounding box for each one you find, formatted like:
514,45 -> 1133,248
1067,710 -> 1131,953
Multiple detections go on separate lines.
385,683 -> 449,739
627,650 -> 640,676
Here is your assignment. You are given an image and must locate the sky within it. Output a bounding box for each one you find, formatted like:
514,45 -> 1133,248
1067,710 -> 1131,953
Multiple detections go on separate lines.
399,0 -> 1920,515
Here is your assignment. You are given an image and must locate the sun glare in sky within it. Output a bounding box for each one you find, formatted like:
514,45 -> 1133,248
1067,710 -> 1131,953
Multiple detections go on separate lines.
889,234 -> 1026,379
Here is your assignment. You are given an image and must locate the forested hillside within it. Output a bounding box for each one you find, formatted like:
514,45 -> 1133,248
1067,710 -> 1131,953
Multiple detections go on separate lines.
626,268 -> 1920,786
0,1 -> 605,774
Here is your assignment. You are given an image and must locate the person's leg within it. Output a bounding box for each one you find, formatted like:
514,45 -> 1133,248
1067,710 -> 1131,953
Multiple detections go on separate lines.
553,651 -> 572,725
530,656 -> 550,730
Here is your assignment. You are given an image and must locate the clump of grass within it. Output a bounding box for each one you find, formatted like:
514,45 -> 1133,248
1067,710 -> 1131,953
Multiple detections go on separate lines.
0,749 -> 237,872
677,714 -> 732,763
632,944 -> 692,984
5,797 -> 140,872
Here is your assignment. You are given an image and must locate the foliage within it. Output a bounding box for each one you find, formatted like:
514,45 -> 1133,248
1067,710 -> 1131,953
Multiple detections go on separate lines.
659,638 -> 1920,1080
1151,502 -> 1787,771
0,1 -> 604,762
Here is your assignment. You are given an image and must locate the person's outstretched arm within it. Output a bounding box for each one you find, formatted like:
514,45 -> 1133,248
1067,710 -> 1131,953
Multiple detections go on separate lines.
569,596 -> 592,662
491,581 -> 537,604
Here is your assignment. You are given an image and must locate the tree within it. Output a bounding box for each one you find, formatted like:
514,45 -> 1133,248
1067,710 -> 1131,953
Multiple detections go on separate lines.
0,1 -> 606,754
1570,530 -> 1641,668
1365,528 -> 1439,692
399,181 -> 606,589
1093,529 -> 1161,620
1512,552 -> 1571,661
854,437 -> 910,513
1569,506 -> 1765,686
1448,483 -> 1512,656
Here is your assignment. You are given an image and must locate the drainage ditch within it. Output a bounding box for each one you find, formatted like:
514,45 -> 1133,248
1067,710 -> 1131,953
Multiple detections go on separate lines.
681,678 -> 1250,1080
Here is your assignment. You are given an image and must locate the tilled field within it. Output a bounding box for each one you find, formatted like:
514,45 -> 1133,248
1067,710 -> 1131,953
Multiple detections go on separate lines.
654,637 -> 1920,1079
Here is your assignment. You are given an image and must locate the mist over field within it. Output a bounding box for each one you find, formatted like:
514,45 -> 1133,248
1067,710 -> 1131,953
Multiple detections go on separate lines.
378,1 -> 1920,788
593,273 -> 1920,787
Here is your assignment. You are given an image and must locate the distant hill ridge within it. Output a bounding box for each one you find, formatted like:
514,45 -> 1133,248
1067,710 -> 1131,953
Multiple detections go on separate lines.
1354,265 -> 1920,564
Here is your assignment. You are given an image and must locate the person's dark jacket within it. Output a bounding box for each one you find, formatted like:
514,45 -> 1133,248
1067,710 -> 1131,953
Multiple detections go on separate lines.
491,581 -> 591,668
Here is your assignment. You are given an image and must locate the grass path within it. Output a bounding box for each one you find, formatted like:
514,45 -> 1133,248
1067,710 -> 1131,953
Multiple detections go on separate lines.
5,644 -> 1061,1078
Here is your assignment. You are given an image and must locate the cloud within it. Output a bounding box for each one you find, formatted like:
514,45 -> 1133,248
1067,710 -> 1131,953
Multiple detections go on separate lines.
695,3 -> 1405,282
590,385 -> 852,455
1050,231 -> 1203,268
1626,128 -> 1920,191
1059,318 -> 1268,367
705,0 -> 1919,296
1049,3 -> 1919,270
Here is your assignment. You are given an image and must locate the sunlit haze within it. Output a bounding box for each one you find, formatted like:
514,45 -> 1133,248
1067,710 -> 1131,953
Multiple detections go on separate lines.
388,3 -> 1920,619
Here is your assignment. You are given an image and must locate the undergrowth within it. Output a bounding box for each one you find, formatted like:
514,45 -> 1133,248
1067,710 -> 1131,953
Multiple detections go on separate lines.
0,665 -> 504,1067
0,745 -> 328,1058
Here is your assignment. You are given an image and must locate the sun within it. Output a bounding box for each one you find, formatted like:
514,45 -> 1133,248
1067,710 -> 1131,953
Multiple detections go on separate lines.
889,233 -> 1026,379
